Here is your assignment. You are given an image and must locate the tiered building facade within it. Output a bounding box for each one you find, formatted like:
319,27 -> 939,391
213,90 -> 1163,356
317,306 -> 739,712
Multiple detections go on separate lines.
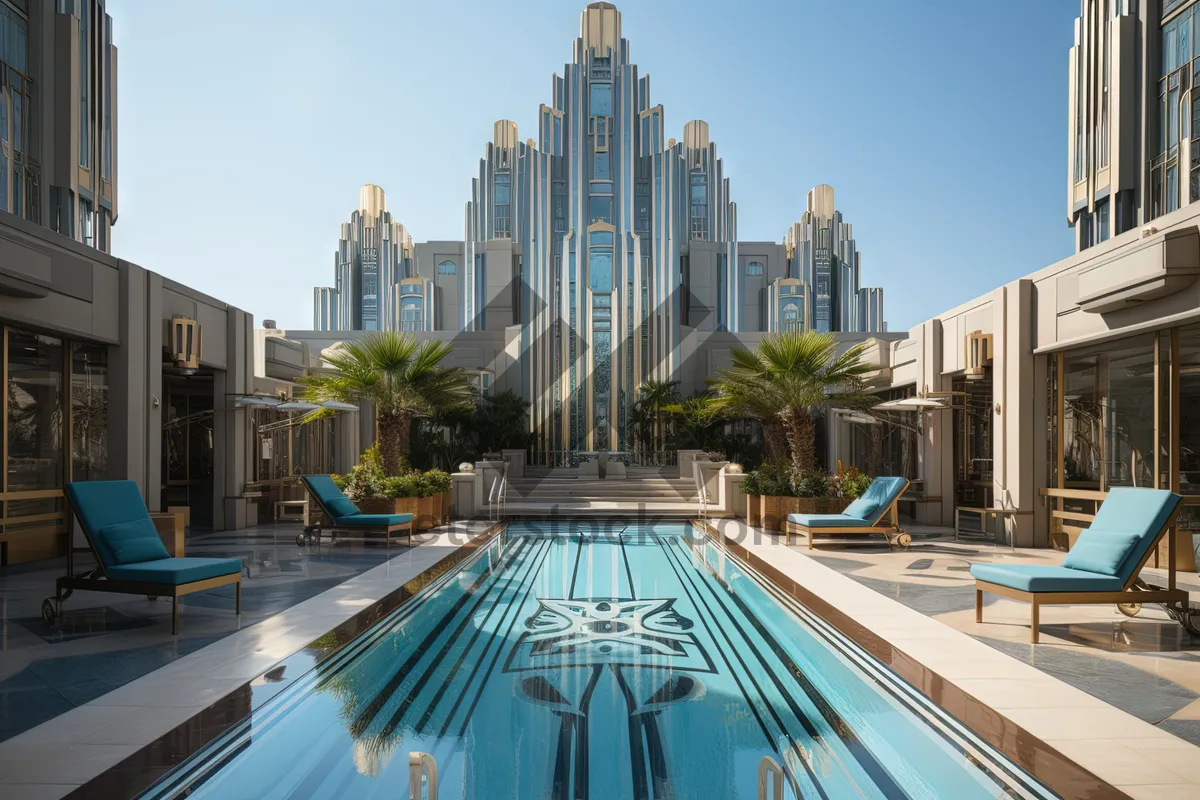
309,3 -> 888,454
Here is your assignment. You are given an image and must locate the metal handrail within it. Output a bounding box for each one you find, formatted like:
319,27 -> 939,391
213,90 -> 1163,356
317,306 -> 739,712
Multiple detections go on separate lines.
408,751 -> 437,799
757,756 -> 784,800
488,464 -> 509,521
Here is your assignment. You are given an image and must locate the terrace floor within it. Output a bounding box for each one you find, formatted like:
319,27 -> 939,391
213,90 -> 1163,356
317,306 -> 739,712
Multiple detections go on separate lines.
786,523 -> 1200,745
0,521 -> 490,745
3,516 -> 1199,798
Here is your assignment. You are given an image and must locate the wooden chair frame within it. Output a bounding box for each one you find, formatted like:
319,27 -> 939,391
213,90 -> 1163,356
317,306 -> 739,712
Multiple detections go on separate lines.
975,506 -> 1188,643
784,480 -> 912,550
301,477 -> 414,549
51,492 -> 242,635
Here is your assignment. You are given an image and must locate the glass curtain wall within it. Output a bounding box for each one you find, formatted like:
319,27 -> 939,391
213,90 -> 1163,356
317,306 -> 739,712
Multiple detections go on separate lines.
0,326 -> 108,564
1047,329 -> 1199,562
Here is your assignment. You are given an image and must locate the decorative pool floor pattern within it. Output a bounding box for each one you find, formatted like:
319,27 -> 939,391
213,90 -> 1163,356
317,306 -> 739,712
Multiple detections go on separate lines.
132,522 -> 1057,799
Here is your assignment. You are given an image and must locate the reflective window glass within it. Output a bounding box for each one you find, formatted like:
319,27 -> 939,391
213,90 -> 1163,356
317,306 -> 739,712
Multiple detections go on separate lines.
8,330 -> 64,490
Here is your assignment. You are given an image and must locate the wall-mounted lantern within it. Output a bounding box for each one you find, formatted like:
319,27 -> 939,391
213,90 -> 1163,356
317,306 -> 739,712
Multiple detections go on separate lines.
964,330 -> 993,381
169,316 -> 201,371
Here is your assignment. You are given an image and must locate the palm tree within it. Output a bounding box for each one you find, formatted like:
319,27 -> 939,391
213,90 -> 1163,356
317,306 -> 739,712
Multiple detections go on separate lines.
663,393 -> 725,451
298,333 -> 472,475
636,379 -> 679,454
711,331 -> 872,481
473,390 -> 531,454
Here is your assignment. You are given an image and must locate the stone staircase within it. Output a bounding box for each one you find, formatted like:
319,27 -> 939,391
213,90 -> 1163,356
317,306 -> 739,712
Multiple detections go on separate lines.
501,467 -> 702,518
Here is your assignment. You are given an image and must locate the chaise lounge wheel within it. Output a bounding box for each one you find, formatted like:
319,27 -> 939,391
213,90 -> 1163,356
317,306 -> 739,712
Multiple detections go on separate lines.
1118,602 -> 1142,617
296,533 -> 308,546
897,533 -> 912,549
41,598 -> 57,626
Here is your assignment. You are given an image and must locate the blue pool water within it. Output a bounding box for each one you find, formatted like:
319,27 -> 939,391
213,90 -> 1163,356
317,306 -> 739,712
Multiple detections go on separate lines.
140,523 -> 1054,799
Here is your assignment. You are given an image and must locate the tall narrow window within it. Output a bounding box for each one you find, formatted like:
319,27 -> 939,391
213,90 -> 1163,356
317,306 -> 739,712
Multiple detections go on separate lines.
8,330 -> 65,491
79,0 -> 89,167
79,199 -> 94,247
589,83 -> 612,117
0,92 -> 9,214
102,23 -> 112,180
1099,2 -> 1111,168
71,342 -> 109,481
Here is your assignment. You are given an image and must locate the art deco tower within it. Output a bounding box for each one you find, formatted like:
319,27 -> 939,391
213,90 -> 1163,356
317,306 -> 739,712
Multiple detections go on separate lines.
463,2 -> 738,454
313,185 -> 428,332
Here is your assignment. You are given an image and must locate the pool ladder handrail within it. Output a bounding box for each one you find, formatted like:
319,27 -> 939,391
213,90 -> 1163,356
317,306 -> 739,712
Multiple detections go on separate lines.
409,751 -> 438,800
693,466 -> 709,521
488,465 -> 508,521
758,755 -> 784,800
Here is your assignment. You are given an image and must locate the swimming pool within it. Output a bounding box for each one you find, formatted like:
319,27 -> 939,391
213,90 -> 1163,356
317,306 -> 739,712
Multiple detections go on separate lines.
138,522 -> 1055,799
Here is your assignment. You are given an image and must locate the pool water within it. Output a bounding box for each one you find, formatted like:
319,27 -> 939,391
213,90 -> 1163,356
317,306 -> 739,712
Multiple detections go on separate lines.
141,523 -> 1054,799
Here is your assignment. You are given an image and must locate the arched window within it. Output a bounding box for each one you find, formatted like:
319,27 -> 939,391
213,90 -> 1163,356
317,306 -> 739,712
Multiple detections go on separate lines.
746,261 -> 764,276
438,260 -> 456,274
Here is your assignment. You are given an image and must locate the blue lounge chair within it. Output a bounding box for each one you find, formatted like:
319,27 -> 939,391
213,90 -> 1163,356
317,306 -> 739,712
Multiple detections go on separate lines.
300,475 -> 414,548
971,487 -> 1187,643
45,480 -> 243,635
785,477 -> 911,550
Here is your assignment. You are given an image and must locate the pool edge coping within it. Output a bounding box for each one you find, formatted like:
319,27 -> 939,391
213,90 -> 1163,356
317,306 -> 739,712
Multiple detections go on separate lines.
2,521 -> 506,800
697,518 -> 1200,799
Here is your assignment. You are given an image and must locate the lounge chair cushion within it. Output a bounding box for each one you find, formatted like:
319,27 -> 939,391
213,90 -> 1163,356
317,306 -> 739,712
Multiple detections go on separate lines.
1062,530 -> 1141,577
66,480 -> 159,568
970,564 -> 1124,593
334,513 -> 414,528
1085,487 -> 1180,583
95,519 -> 171,566
105,557 -> 243,585
788,513 -> 870,528
842,476 -> 907,522
305,475 -> 361,519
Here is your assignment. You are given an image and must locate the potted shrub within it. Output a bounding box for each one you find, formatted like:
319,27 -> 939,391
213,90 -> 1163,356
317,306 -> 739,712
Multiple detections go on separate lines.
380,473 -> 420,520
415,473 -> 439,530
793,472 -> 845,514
422,469 -> 453,524
741,470 -> 762,527
757,465 -> 793,533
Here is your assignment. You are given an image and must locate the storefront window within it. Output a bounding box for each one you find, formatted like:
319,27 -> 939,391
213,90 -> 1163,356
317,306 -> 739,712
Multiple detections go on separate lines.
1063,352 -> 1101,488
71,342 -> 108,481
1178,326 -> 1200,559
7,330 -> 64,491
1104,336 -> 1156,488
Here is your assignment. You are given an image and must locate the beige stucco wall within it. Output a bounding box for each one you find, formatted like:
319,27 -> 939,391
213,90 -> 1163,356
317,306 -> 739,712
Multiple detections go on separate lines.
872,201 -> 1200,546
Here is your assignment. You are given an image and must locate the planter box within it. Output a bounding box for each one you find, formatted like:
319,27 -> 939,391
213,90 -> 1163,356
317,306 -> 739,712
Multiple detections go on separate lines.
417,495 -> 439,530
442,491 -> 451,524
761,495 -> 851,531
795,497 -> 851,515
357,497 -> 420,520
745,495 -> 761,527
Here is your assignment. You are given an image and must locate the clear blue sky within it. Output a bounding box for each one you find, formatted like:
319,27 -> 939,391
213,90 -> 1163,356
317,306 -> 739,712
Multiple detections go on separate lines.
107,0 -> 1078,333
